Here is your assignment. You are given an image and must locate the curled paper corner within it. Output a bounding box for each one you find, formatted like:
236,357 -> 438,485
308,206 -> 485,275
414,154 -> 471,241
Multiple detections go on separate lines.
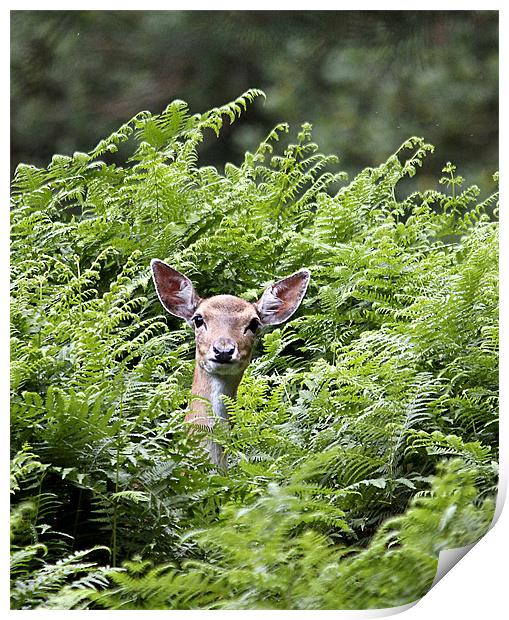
430,470 -> 506,591
350,476 -> 507,618
431,542 -> 477,588
364,600 -> 419,618
313,599 -> 419,618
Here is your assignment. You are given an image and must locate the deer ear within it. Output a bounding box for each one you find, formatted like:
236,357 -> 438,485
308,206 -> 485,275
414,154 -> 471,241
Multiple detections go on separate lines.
150,259 -> 201,321
255,269 -> 310,326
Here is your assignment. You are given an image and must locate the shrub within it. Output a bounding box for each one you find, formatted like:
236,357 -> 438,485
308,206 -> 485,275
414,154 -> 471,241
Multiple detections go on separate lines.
11,91 -> 498,609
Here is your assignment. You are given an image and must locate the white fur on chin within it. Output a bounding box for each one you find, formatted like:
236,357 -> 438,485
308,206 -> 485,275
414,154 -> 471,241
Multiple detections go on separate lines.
201,359 -> 245,376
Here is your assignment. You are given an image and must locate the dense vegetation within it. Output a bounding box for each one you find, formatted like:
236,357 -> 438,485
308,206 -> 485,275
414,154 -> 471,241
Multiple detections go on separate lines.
11,92 -> 498,609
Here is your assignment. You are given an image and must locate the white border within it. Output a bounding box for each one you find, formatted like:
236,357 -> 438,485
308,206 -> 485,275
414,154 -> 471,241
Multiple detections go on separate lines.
3,4 -> 506,618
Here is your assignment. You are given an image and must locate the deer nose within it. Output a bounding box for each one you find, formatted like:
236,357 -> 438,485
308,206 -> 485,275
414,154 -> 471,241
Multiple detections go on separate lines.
212,338 -> 236,362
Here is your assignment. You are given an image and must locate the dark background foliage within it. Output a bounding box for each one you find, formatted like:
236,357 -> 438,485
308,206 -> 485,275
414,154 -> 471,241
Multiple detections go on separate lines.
11,10 -> 498,186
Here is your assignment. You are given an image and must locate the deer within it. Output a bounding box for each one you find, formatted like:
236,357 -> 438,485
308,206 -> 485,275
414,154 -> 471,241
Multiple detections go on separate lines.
150,259 -> 310,469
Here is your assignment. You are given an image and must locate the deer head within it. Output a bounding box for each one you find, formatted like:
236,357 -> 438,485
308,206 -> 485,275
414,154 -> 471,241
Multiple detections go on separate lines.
151,259 -> 310,377
150,259 -> 310,466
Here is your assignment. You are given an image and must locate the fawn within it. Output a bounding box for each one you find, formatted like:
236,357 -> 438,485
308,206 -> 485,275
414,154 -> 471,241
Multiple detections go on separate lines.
151,260 -> 310,468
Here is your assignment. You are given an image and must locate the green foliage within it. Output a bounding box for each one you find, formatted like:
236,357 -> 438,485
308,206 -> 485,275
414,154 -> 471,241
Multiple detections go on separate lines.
11,92 -> 498,609
88,459 -> 494,610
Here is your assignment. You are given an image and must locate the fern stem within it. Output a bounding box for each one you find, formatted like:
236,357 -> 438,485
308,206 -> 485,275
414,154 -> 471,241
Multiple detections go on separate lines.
71,488 -> 83,550
111,388 -> 123,568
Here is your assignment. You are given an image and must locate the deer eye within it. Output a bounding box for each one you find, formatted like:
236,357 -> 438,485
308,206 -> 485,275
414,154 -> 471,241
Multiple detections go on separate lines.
192,314 -> 205,329
245,317 -> 261,334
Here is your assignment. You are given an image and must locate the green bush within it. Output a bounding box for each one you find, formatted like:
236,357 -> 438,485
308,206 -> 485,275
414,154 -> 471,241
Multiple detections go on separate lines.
10,91 -> 498,609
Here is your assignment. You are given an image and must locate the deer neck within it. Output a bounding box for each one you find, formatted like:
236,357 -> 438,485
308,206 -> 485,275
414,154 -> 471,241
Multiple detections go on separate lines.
186,364 -> 242,427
